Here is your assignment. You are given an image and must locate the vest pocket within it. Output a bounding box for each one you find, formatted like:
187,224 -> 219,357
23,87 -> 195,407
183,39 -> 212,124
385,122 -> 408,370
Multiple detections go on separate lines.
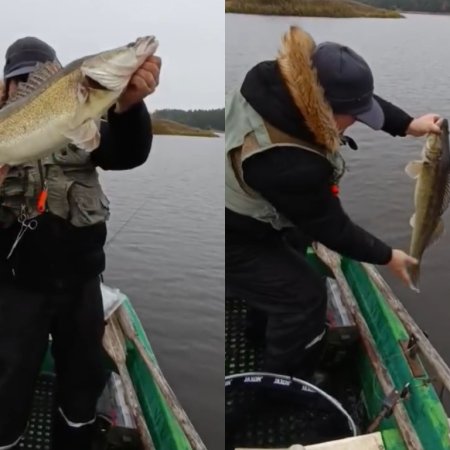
0,165 -> 38,218
68,181 -> 110,227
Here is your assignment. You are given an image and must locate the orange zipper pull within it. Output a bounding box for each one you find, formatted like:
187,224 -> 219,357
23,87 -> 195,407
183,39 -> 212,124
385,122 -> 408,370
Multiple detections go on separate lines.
37,181 -> 48,214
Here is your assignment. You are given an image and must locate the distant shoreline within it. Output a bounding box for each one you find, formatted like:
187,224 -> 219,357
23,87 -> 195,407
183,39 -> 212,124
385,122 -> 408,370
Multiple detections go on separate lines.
225,0 -> 403,18
152,118 -> 219,138
225,9 -> 450,18
151,108 -> 223,138
402,10 -> 450,15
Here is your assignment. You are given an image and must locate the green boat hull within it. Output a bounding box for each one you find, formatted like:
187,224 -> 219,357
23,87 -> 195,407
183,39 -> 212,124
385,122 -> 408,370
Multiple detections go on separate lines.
226,248 -> 450,449
307,248 -> 450,450
121,298 -> 192,450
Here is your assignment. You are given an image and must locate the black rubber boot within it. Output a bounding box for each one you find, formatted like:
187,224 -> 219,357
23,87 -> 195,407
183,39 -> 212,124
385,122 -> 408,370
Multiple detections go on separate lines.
52,411 -> 96,450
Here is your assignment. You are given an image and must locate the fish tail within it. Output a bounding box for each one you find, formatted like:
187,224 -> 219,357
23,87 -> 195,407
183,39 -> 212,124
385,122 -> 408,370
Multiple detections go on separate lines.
408,263 -> 421,293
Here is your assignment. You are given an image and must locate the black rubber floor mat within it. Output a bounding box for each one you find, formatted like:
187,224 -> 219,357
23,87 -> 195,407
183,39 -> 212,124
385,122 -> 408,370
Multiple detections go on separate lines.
225,296 -> 366,450
18,373 -> 55,450
226,296 -> 264,374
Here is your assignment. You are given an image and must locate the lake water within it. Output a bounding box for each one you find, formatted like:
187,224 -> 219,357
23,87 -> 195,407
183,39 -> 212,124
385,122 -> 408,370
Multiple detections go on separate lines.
100,135 -> 224,449
96,13 -> 450,449
226,11 -> 450,409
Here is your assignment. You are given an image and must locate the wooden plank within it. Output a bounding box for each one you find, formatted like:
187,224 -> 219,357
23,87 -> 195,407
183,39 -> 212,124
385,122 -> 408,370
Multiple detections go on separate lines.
117,305 -> 207,450
103,315 -> 156,450
313,243 -> 424,450
235,431 -> 385,450
362,262 -> 450,395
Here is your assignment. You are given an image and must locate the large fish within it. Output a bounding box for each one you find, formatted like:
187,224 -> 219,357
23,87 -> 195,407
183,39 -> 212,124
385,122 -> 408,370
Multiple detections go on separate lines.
405,118 -> 450,292
0,36 -> 158,183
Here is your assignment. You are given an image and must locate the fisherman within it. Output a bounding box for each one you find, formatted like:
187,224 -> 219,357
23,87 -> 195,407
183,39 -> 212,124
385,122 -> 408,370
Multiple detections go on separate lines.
0,37 -> 160,449
225,26 -> 441,382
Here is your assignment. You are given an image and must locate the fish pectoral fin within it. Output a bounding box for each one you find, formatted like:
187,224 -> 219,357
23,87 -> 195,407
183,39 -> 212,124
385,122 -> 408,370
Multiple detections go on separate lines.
76,83 -> 91,104
409,213 -> 416,228
405,160 -> 423,179
427,218 -> 445,248
64,119 -> 100,152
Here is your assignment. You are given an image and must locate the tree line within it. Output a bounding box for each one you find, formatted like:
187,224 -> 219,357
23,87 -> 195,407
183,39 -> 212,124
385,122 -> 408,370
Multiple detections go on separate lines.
152,108 -> 225,132
359,0 -> 450,12
226,0 -> 401,17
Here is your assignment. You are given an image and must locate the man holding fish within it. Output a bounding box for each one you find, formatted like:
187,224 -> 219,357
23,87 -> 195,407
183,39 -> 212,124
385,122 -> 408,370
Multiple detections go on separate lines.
225,26 -> 441,383
0,36 -> 161,449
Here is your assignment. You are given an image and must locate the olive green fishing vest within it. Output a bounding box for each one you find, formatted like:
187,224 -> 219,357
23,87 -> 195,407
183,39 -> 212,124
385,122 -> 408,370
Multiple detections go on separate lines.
225,88 -> 345,230
0,143 -> 110,228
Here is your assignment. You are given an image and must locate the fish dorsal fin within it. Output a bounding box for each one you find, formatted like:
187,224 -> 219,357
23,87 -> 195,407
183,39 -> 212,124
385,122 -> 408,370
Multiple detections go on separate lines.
4,60 -> 62,106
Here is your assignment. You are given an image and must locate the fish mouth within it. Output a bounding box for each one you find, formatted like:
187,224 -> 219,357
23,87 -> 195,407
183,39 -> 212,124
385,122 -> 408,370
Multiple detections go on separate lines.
80,36 -> 159,92
132,36 -> 158,58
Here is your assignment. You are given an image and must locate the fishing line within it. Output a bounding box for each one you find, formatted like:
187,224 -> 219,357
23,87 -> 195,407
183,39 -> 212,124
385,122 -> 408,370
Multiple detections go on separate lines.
105,195 -> 151,248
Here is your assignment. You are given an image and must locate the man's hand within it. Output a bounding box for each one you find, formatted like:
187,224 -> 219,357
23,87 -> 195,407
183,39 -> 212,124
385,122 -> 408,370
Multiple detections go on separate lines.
407,113 -> 441,137
386,249 -> 418,289
116,55 -> 161,113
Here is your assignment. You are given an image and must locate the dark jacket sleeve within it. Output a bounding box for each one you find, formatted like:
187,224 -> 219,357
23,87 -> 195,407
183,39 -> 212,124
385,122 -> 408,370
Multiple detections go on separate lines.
242,147 -> 393,265
375,94 -> 414,137
90,100 -> 153,170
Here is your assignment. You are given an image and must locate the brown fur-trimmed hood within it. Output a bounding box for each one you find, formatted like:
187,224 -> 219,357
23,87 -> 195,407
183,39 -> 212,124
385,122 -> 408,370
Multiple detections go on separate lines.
240,26 -> 340,153
277,26 -> 340,152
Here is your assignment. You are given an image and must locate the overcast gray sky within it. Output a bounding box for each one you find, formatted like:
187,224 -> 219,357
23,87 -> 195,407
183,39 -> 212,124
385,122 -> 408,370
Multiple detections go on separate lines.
0,0 -> 224,111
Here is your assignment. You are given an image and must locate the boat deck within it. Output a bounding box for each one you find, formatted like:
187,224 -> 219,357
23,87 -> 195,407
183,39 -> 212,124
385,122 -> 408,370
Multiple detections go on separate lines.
226,295 -> 367,450
19,373 -> 55,450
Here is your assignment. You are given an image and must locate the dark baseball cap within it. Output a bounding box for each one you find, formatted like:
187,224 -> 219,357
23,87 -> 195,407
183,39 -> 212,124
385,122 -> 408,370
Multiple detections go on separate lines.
4,36 -> 57,80
311,42 -> 384,130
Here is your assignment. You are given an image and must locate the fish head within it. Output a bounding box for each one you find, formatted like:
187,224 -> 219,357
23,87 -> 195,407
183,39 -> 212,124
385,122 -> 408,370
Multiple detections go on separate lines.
79,36 -> 158,94
424,133 -> 441,161
423,118 -> 449,163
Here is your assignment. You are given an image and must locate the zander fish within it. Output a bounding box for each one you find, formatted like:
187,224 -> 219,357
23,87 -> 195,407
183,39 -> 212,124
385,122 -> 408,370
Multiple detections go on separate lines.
0,36 -> 158,184
405,118 -> 450,292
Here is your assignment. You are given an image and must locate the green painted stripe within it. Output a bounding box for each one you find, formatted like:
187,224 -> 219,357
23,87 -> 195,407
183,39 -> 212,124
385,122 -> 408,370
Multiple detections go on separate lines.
122,298 -> 192,450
